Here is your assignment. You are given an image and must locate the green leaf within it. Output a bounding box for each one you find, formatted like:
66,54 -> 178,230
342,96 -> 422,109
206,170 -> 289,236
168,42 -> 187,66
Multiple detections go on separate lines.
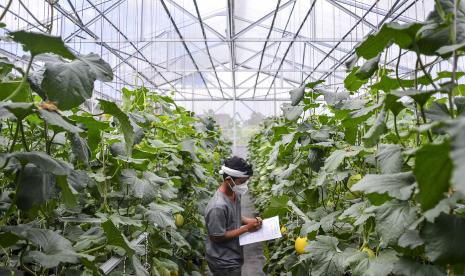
78,53 -> 113,82
421,213 -> 465,264
4,226 -> 84,268
454,96 -> 465,115
56,175 -> 78,209
392,89 -> 436,107
308,148 -> 325,172
0,232 -> 20,248
69,133 -> 91,166
355,55 -> 381,80
262,195 -> 289,218
350,250 -> 399,276
393,257 -> 446,276
9,31 -> 76,59
398,230 -> 424,249
345,67 -> 369,92
425,101 -> 450,122
289,86 -> 305,106
0,102 -> 35,120
143,202 -> 182,228
70,114 -> 108,154
131,255 -> 149,276
339,201 -> 374,226
324,148 -> 361,172
302,236 -> 352,276
10,151 -> 72,175
0,81 -> 30,102
306,80 -> 325,89
447,117 -> 465,195
366,200 -> 418,245
356,22 -> 422,59
281,103 -> 303,121
38,109 -> 83,133
424,193 -> 461,222
384,94 -> 405,116
101,219 -> 136,257
16,164 -> 55,211
322,91 -> 349,105
41,60 -> 96,110
414,141 -> 452,211
351,172 -> 415,201
99,100 -> 135,156
120,169 -> 158,201
376,144 -> 402,174
362,110 -> 387,147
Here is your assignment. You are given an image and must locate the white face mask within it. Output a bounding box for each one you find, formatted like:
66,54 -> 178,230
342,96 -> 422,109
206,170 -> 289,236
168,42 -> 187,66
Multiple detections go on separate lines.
228,177 -> 249,195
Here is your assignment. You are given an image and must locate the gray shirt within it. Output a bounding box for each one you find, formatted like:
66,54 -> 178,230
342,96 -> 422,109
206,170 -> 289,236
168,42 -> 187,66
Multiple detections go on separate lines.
205,190 -> 243,269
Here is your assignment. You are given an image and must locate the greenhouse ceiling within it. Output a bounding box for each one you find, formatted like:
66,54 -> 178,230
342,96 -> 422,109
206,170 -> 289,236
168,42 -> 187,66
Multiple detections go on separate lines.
0,0 -> 432,102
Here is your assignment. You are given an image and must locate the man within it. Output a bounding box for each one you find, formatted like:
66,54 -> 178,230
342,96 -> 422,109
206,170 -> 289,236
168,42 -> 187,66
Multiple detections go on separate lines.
205,156 -> 263,276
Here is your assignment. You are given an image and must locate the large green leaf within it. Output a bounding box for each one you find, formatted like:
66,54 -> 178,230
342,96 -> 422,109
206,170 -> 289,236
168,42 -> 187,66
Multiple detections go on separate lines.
4,226 -> 84,268
38,109 -> 83,133
0,102 -> 35,120
362,110 -> 387,147
322,91 -> 349,106
356,22 -> 422,59
0,80 -> 31,102
344,67 -> 369,92
324,148 -> 361,172
289,86 -> 305,106
131,255 -> 149,276
78,53 -> 113,82
392,257 -> 445,276
69,133 -> 91,166
16,164 -> 55,211
301,235 -> 353,276
416,0 -> 465,56
448,117 -> 465,194
262,195 -> 289,218
421,213 -> 465,263
425,101 -> 450,122
367,200 -> 418,246
120,169 -> 158,201
424,193 -> 461,222
99,100 -> 135,156
355,55 -> 380,80
281,103 -> 303,121
392,89 -> 436,107
10,151 -> 72,175
398,230 -> 424,249
143,202 -> 183,228
384,94 -> 405,117
41,60 -> 96,110
351,172 -> 415,201
9,31 -> 76,59
70,114 -> 109,154
376,144 -> 402,174
349,250 -> 399,276
414,141 -> 452,211
101,219 -> 136,257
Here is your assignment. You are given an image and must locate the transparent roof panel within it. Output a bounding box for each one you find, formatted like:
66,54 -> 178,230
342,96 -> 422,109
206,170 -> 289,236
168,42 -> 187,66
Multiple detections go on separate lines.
0,0 -> 438,105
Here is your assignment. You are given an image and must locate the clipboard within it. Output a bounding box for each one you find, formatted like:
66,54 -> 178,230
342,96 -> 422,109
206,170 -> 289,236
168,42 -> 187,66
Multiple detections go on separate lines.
239,216 -> 282,246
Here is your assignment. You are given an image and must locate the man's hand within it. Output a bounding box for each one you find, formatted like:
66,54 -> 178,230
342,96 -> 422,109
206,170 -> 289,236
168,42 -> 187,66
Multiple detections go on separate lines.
245,219 -> 262,232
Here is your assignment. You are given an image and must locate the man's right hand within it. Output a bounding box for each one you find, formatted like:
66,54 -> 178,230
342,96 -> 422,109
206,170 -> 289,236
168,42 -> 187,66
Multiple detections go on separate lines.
246,220 -> 262,232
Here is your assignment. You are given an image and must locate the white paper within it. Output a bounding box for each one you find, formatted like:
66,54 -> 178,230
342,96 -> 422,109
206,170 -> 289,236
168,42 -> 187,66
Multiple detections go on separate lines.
239,216 -> 282,246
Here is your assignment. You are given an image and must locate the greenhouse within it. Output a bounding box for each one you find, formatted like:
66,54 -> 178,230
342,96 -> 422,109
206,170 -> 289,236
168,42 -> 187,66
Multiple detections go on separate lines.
0,0 -> 464,275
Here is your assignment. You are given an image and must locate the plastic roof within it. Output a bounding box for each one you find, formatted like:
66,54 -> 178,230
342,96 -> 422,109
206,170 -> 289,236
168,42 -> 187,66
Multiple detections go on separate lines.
0,0 -> 434,102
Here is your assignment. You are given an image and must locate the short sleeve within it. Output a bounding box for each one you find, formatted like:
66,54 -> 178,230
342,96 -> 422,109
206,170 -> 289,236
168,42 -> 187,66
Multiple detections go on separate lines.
206,206 -> 227,237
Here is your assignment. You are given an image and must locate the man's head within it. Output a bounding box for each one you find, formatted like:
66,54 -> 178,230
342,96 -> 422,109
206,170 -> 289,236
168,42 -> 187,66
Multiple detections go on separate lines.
222,156 -> 253,185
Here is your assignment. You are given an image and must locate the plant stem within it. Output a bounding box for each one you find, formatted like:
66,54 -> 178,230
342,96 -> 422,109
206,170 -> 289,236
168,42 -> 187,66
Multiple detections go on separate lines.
8,121 -> 19,152
44,121 -> 51,155
393,115 -> 405,147
80,244 -> 106,254
19,121 -> 29,151
419,105 -> 433,142
415,47 -> 439,91
0,0 -> 13,22
4,56 -> 34,102
396,48 -> 406,91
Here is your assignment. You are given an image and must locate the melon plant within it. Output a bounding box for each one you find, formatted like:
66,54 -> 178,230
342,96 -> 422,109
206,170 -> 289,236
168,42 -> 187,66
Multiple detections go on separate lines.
248,1 -> 465,275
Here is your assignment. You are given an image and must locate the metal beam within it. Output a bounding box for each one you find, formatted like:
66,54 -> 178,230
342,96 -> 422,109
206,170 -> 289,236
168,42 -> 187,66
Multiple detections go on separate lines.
64,0 -> 126,42
333,0 -> 417,23
163,0 -> 226,41
301,0 -> 382,84
252,0 -> 281,98
264,0 -> 317,98
159,0 -> 214,99
233,0 -> 295,39
325,0 -> 376,30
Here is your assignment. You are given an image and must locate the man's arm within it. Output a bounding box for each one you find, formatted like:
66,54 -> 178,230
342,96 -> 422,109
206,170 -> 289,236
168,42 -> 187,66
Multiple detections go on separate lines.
242,215 -> 263,225
210,220 -> 262,243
